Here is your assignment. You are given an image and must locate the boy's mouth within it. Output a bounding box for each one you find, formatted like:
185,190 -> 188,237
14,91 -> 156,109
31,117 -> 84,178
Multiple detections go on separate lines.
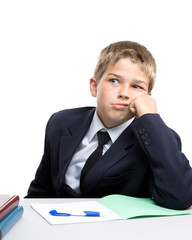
112,103 -> 129,109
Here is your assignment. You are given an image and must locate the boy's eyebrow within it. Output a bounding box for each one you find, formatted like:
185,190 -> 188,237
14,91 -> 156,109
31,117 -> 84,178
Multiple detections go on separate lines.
133,79 -> 148,87
107,73 -> 148,87
107,73 -> 122,78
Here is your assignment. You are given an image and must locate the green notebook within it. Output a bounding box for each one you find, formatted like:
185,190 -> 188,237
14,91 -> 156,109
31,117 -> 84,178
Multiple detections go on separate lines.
98,194 -> 190,219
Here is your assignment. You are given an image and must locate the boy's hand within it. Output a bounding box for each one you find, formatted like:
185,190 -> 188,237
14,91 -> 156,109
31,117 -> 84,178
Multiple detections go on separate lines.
129,94 -> 157,119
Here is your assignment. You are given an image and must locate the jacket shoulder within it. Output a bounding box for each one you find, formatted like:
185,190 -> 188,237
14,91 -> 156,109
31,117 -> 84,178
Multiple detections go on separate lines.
51,106 -> 95,121
46,107 -> 95,131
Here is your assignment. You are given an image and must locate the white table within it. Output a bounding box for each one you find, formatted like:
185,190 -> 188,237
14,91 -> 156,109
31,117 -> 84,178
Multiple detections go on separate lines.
3,198 -> 192,240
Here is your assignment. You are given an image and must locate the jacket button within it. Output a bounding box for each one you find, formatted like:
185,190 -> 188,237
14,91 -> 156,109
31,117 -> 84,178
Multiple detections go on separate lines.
141,132 -> 148,140
138,128 -> 145,135
144,139 -> 151,146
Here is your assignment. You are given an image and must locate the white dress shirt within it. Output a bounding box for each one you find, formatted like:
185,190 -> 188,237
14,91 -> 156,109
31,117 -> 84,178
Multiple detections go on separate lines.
65,111 -> 134,193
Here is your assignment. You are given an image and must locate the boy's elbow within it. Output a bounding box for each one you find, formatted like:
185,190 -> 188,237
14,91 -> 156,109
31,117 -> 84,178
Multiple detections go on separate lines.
168,199 -> 192,210
152,189 -> 192,210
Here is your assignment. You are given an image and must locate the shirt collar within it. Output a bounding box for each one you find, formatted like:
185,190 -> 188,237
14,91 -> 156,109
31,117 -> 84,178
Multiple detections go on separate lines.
88,111 -> 134,143
88,111 -> 106,143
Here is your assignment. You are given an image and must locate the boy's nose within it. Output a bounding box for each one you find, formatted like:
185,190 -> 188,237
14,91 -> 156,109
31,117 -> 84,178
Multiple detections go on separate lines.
118,93 -> 129,99
117,87 -> 130,100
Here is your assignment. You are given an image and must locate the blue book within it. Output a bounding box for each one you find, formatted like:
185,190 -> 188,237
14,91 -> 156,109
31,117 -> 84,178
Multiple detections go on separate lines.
0,206 -> 24,239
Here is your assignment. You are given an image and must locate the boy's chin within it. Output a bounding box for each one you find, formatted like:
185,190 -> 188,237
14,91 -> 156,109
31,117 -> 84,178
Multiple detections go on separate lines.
108,116 -> 134,128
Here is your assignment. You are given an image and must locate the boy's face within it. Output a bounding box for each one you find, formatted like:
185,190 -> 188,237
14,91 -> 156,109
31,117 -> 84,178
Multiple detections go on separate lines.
90,58 -> 150,128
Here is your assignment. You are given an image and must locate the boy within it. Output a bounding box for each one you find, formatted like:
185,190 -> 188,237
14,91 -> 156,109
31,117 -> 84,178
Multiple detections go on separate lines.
26,41 -> 192,210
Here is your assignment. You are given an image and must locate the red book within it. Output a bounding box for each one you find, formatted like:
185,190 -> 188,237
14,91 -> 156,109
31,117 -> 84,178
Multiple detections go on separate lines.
0,195 -> 19,222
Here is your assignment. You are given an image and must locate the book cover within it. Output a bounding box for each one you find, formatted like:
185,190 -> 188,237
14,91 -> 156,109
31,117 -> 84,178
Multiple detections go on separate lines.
0,195 -> 19,222
98,194 -> 190,219
31,194 -> 191,225
0,206 -> 24,239
30,195 -> 190,225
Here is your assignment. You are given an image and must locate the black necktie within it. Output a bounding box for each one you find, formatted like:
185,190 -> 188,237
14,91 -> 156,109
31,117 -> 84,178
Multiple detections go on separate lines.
80,131 -> 111,187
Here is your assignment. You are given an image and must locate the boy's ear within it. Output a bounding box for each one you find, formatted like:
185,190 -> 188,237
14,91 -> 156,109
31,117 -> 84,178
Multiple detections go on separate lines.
148,92 -> 152,96
89,77 -> 98,97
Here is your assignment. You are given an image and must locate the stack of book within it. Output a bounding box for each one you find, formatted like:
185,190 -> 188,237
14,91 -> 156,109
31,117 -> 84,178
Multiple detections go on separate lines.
0,195 -> 24,239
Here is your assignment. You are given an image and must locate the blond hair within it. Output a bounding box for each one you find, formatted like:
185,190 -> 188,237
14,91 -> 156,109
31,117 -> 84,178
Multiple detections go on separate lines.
94,41 -> 156,92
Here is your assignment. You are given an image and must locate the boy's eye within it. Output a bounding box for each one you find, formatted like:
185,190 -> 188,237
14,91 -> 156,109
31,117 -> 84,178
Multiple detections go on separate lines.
110,79 -> 119,84
133,85 -> 142,89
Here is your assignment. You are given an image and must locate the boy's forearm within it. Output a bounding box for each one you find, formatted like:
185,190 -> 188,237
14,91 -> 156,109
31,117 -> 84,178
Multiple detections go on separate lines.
132,114 -> 192,209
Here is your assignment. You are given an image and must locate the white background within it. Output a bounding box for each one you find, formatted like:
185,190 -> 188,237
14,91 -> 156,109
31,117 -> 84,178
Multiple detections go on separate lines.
0,0 -> 192,198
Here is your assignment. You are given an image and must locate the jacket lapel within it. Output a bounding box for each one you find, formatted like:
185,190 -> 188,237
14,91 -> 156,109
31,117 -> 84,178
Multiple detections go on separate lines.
58,108 -> 95,180
81,123 -> 137,196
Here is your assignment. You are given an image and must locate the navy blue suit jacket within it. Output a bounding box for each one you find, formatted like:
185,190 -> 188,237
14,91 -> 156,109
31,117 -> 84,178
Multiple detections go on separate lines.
26,107 -> 192,209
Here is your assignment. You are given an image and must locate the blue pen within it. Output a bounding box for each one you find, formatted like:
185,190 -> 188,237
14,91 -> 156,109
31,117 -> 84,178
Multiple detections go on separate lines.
49,210 -> 100,217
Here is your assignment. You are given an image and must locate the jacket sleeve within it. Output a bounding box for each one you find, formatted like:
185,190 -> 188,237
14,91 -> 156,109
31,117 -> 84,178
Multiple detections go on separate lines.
25,115 -> 57,198
132,113 -> 192,209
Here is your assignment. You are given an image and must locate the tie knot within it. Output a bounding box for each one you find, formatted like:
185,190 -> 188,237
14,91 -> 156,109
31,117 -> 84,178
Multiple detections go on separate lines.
97,131 -> 110,146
